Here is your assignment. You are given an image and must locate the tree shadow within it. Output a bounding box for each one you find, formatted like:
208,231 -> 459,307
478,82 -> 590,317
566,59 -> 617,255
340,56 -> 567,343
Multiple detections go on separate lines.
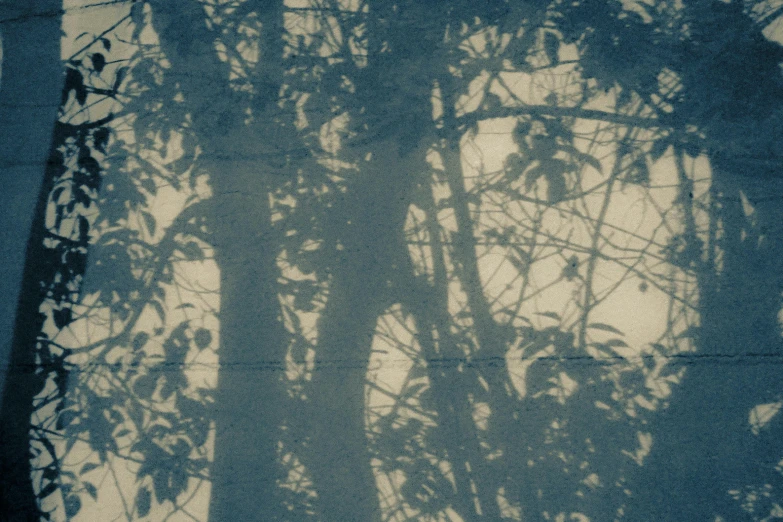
7,1 -> 783,521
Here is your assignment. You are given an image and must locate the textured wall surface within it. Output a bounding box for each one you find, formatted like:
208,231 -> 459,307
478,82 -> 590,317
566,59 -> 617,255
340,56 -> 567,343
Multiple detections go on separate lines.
3,2 -> 783,521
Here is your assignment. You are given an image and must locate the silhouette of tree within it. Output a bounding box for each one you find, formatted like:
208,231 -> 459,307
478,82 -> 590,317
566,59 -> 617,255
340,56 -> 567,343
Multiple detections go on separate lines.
6,1 -> 783,520
147,1 -> 296,518
294,4 -> 448,519
601,3 -> 783,519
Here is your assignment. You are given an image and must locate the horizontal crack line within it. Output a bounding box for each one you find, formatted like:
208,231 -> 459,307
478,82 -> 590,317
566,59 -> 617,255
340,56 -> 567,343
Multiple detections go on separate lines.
5,352 -> 783,373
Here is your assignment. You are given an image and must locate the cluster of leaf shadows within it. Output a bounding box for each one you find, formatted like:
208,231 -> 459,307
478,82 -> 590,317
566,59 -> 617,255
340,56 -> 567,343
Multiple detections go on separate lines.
2,0 -> 783,520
